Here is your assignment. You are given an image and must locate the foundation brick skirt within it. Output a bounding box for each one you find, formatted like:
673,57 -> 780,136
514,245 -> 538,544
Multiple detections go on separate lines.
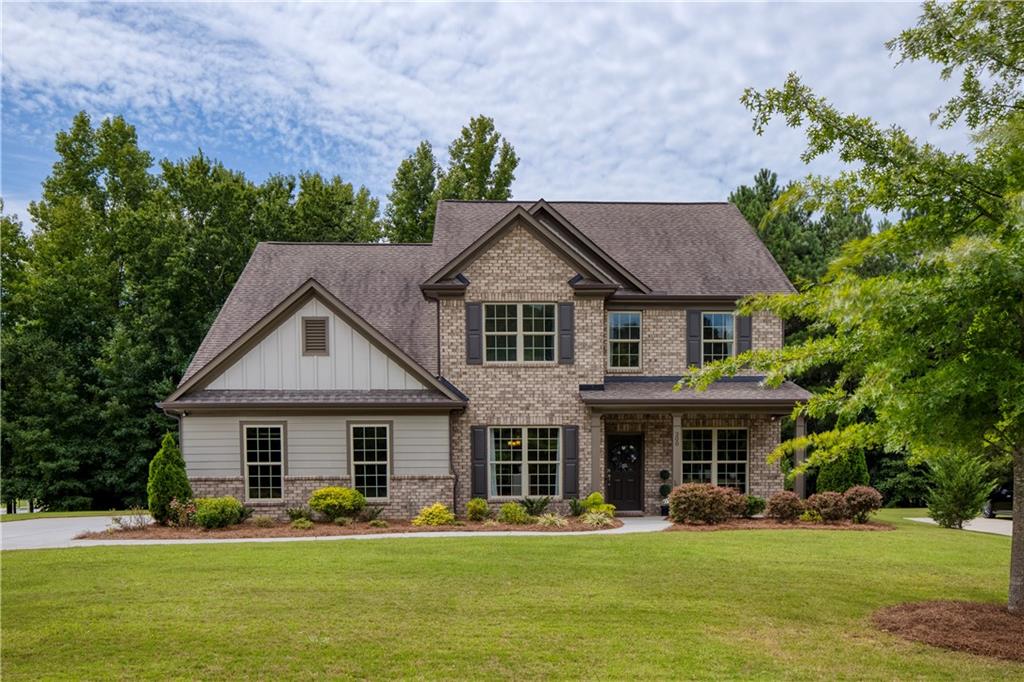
189,475 -> 455,520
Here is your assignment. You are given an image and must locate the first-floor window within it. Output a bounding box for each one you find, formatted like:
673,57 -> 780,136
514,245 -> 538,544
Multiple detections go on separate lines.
489,426 -> 560,497
244,424 -> 283,500
352,424 -> 389,499
681,428 -> 748,492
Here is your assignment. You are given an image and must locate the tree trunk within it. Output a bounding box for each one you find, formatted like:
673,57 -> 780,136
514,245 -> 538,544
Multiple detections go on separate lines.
1010,448 -> 1023,615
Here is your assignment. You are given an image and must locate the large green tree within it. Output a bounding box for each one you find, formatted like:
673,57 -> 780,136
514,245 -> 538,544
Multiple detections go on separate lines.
383,115 -> 519,242
683,1 -> 1024,613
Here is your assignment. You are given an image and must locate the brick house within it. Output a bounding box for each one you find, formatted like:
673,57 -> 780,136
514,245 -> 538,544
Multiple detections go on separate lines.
160,200 -> 810,517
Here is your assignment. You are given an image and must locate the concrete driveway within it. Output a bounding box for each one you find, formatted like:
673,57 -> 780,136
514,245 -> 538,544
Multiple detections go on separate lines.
907,516 -> 1013,537
1,515 -> 144,550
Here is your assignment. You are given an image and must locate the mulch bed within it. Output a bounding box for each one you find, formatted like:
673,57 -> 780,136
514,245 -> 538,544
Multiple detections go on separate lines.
873,601 -> 1024,662
76,517 -> 622,540
666,518 -> 894,532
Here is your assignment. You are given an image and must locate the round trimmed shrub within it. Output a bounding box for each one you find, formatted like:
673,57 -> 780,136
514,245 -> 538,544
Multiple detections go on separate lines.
194,496 -> 245,529
844,486 -> 884,523
411,502 -> 456,526
742,495 -> 766,518
497,502 -> 530,524
816,452 -> 869,493
466,497 -> 490,522
147,433 -> 193,525
308,486 -> 366,521
668,483 -> 744,525
658,483 -> 673,498
806,491 -> 848,522
765,491 -> 804,523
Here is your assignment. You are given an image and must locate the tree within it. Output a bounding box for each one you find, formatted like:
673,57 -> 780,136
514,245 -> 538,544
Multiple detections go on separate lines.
384,141 -> 438,242
816,450 -> 869,493
927,451 -> 996,529
147,433 -> 192,524
682,1 -> 1024,613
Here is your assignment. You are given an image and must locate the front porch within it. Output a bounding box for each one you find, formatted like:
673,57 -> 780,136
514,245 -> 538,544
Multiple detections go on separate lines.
580,378 -> 810,515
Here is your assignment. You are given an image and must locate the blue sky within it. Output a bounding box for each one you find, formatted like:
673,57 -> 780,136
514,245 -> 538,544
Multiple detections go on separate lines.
2,2 -> 969,225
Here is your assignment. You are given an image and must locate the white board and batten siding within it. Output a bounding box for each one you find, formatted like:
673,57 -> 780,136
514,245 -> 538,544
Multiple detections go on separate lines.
181,414 -> 450,477
206,299 -> 426,391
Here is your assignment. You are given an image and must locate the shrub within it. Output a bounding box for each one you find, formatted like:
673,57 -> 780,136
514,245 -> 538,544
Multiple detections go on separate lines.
291,518 -> 314,530
765,491 -> 804,523
112,508 -> 150,531
580,511 -> 615,527
251,514 -> 276,528
667,484 -> 744,524
369,519 -> 389,528
568,498 -> 587,516
308,487 -> 366,521
412,502 -> 456,526
466,497 -> 490,522
536,512 -> 568,528
870,452 -> 931,506
927,451 -> 995,529
358,505 -> 385,522
497,502 -> 530,524
800,509 -> 823,523
568,492 -> 617,518
742,495 -> 766,518
518,496 -> 551,515
286,507 -> 312,522
147,433 -> 193,525
844,486 -> 884,523
194,496 -> 245,529
334,516 -> 352,526
807,492 -> 848,522
168,497 -> 196,527
659,483 -> 673,498
816,452 -> 870,493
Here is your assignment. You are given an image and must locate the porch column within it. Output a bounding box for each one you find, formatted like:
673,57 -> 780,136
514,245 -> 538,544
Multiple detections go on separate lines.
793,415 -> 807,498
590,414 -> 602,494
672,414 -> 682,486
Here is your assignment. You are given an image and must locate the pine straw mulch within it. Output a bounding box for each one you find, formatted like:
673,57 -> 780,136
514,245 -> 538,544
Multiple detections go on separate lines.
873,601 -> 1024,662
76,517 -> 622,540
666,518 -> 894,532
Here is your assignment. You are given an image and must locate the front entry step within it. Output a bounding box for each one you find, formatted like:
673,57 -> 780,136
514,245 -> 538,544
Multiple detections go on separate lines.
614,510 -> 645,517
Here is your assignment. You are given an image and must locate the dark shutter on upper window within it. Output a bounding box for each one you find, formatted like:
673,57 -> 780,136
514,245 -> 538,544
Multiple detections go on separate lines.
302,317 -> 328,355
470,425 -> 487,498
562,425 -> 579,498
466,303 -> 483,365
736,315 -> 752,354
557,302 -> 574,364
686,309 -> 702,367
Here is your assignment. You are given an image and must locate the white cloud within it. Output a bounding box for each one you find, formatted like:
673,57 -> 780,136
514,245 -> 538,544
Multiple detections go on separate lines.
2,2 -> 969,207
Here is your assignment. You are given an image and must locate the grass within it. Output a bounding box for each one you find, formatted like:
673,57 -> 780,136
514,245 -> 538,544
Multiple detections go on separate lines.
0,510 -> 133,523
2,509 -> 1020,680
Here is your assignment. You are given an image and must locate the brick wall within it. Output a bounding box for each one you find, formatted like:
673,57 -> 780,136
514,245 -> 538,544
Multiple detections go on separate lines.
678,413 -> 784,499
188,475 -> 454,520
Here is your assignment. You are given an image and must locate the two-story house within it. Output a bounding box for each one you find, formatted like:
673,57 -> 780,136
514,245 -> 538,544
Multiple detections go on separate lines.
159,200 -> 810,517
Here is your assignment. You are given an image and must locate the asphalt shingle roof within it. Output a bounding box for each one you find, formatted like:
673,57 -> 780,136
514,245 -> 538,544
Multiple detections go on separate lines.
580,379 -> 811,405
165,389 -> 460,407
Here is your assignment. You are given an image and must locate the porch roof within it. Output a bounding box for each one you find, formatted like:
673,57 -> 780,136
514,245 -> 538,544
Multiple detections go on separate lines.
579,377 -> 810,412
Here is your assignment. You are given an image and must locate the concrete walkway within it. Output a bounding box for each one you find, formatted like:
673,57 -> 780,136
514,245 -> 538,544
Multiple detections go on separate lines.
906,516 -> 1013,537
2,514 -> 672,551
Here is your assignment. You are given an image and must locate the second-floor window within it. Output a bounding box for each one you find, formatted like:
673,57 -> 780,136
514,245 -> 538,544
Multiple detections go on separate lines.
484,303 -> 556,363
608,311 -> 641,369
702,312 -> 735,365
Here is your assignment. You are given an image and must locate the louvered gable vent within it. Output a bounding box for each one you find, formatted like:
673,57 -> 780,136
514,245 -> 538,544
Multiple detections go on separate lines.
302,317 -> 329,355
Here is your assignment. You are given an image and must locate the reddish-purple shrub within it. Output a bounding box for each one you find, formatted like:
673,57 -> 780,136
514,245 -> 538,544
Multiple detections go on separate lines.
844,486 -> 884,523
807,492 -> 848,522
668,484 -> 744,524
765,491 -> 804,523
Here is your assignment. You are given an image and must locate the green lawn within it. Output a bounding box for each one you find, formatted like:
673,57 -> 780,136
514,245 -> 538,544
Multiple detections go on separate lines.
0,510 -> 133,523
2,510 -> 1019,680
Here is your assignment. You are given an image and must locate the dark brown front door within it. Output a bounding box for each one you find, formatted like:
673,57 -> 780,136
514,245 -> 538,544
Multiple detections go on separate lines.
606,434 -> 643,511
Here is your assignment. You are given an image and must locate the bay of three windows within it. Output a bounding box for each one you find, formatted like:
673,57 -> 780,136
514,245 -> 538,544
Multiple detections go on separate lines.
608,310 -> 736,368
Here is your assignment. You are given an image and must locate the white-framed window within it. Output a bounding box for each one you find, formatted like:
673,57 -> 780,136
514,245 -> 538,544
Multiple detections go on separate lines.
244,424 -> 284,500
484,303 -> 556,363
681,428 -> 748,493
351,423 -> 390,499
488,426 -> 561,497
608,311 -> 641,369
702,312 -> 735,365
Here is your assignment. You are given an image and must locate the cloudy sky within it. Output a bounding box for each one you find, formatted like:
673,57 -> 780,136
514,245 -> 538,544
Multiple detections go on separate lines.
2,2 -> 968,224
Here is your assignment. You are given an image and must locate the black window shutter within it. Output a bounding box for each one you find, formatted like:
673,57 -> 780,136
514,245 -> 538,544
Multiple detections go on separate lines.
686,309 -> 702,367
736,315 -> 752,354
558,302 -> 575,364
562,425 -> 579,498
471,426 -> 487,498
466,303 -> 483,365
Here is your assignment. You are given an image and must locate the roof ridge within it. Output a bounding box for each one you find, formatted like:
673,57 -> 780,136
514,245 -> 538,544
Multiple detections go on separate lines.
438,199 -> 731,205
259,241 -> 433,246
